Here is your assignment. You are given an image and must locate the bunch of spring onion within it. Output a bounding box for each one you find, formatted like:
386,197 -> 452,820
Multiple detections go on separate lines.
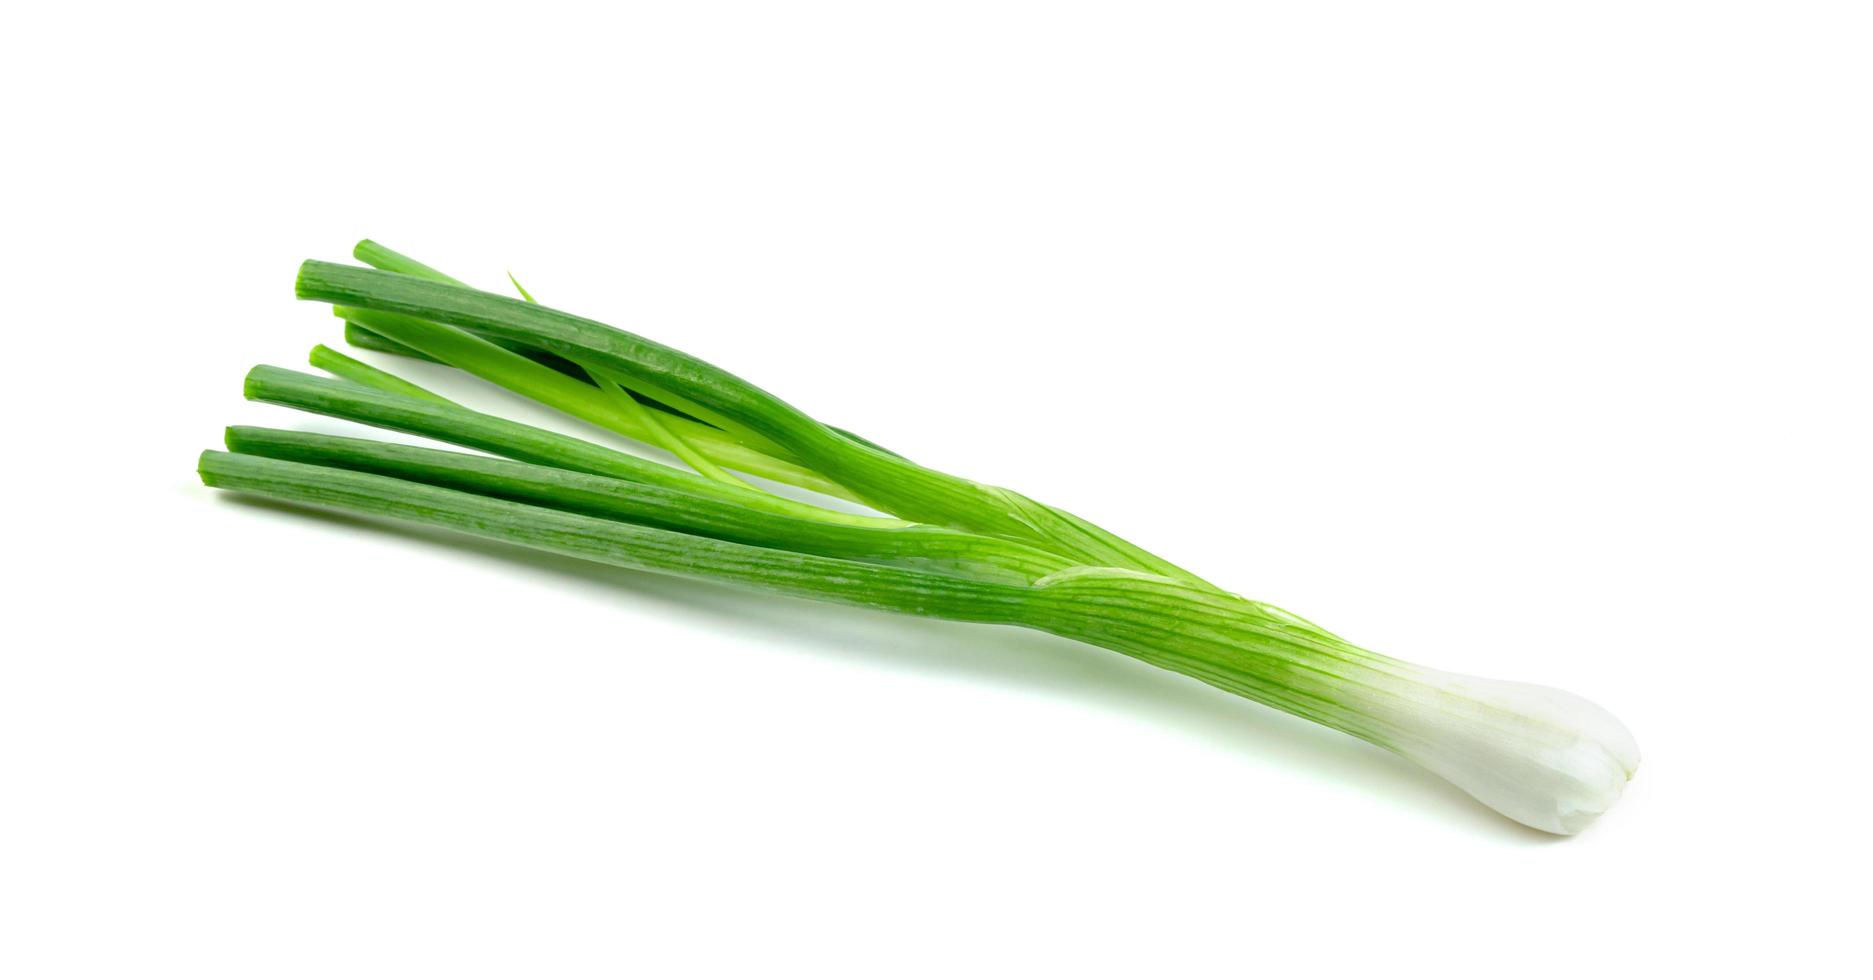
200,240 -> 1640,835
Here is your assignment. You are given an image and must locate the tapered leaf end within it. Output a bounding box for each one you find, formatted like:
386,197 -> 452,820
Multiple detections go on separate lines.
507,271 -> 536,304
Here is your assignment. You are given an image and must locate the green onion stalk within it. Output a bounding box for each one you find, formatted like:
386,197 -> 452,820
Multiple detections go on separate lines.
199,241 -> 1639,835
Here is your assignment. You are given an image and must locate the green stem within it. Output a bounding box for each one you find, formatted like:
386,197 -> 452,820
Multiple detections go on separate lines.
501,267 -> 756,490
353,239 -> 469,285
296,260 -> 1204,582
355,241 -> 796,458
242,366 -> 906,529
344,321 -> 432,359
223,428 -> 1073,584
344,320 -> 725,431
200,451 -> 1028,621
197,450 -> 1406,748
309,345 -> 453,404
590,370 -> 754,490
335,307 -> 864,504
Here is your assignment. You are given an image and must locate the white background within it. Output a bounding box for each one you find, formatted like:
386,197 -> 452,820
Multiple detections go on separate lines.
4,2 -> 1869,976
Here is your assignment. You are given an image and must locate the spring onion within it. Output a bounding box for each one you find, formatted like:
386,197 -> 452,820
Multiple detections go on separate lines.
199,240 -> 1640,834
